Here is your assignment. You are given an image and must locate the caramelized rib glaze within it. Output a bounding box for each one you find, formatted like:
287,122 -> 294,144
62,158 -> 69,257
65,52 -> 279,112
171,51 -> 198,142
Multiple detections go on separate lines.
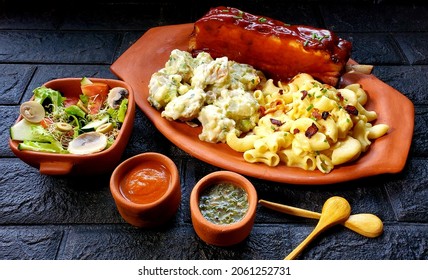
189,6 -> 352,86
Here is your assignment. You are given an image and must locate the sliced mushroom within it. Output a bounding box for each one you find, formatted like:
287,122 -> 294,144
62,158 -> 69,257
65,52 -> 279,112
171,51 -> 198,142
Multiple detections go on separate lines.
20,101 -> 45,123
67,132 -> 108,155
56,122 -> 73,132
107,87 -> 128,109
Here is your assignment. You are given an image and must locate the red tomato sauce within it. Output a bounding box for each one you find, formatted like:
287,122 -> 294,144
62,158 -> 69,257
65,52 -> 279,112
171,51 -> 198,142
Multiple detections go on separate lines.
120,161 -> 170,204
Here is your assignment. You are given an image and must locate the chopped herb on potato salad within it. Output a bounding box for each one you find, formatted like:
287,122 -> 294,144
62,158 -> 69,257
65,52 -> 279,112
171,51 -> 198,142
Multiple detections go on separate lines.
10,78 -> 129,154
148,49 -> 263,143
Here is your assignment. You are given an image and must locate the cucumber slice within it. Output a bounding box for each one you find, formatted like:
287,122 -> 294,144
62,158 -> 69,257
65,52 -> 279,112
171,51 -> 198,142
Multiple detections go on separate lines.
10,119 -> 47,141
81,115 -> 109,132
80,77 -> 93,86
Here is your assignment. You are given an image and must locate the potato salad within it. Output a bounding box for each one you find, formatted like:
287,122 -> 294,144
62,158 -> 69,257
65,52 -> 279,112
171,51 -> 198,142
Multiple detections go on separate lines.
148,49 -> 263,143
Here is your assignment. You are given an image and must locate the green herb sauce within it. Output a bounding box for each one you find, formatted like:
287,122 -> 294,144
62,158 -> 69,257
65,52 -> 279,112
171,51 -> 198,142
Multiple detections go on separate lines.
199,182 -> 249,225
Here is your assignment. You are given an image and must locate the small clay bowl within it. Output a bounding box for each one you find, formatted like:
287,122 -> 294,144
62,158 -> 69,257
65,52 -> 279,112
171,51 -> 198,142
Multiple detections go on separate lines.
110,152 -> 181,228
9,78 -> 135,175
190,171 -> 258,246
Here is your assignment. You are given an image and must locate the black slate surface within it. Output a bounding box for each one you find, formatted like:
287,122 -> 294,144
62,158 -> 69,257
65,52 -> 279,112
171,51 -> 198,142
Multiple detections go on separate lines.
0,0 -> 427,260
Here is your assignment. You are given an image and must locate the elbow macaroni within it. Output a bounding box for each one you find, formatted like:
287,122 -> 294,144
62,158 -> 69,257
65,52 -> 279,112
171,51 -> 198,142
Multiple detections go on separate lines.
226,73 -> 389,173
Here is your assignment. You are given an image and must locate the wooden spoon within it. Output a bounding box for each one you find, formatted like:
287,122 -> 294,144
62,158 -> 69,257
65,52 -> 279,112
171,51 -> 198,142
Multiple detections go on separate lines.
259,199 -> 383,238
284,196 -> 351,260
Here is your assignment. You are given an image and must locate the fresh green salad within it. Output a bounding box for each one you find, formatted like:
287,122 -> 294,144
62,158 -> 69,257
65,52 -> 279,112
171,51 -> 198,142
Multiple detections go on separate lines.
10,77 -> 129,154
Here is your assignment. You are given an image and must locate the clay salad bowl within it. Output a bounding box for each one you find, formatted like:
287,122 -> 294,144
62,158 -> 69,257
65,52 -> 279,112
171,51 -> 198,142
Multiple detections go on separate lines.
9,77 -> 135,175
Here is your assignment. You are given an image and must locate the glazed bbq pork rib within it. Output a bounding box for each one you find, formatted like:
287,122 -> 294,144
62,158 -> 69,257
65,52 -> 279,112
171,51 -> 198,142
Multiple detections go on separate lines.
189,7 -> 352,86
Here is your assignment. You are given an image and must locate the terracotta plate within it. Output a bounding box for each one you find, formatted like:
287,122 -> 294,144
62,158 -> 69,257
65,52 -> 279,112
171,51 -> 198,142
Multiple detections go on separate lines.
110,23 -> 414,185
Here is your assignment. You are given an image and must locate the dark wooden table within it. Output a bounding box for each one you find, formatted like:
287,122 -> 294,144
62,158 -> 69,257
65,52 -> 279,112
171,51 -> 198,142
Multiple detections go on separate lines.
0,0 -> 427,260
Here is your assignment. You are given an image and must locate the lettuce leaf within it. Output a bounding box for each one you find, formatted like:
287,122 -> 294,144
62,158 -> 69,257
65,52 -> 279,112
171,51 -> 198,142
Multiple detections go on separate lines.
33,86 -> 66,114
18,140 -> 68,153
